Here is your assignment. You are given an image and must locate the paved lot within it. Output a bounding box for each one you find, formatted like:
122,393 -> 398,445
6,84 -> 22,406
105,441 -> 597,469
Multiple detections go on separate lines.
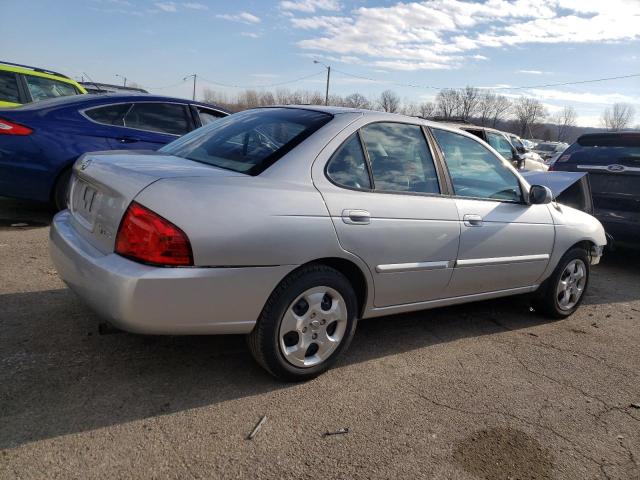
1,196 -> 639,480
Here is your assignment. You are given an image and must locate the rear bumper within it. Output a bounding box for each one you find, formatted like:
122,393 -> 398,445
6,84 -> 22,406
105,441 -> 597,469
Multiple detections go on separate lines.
49,211 -> 295,334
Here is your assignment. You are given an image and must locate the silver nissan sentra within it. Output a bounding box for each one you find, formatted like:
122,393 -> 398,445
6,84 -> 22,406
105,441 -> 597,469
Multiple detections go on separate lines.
50,106 -> 606,380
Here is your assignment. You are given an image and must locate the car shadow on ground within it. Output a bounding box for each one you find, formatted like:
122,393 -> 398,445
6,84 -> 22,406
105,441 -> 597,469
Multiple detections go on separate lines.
1,287 -> 556,450
0,197 -> 53,229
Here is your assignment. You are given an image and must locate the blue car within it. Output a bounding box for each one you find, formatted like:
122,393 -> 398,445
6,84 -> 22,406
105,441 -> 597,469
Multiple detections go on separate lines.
0,93 -> 228,209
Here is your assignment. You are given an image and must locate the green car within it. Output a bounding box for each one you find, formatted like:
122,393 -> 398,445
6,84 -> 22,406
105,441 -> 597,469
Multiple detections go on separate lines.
0,61 -> 87,107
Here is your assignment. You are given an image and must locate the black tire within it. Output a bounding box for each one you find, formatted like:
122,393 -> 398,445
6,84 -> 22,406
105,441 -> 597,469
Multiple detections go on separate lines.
53,169 -> 72,211
533,247 -> 590,318
248,264 -> 358,382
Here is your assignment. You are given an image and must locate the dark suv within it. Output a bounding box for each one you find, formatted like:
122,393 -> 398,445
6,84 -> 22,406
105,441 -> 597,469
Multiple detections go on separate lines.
551,132 -> 640,244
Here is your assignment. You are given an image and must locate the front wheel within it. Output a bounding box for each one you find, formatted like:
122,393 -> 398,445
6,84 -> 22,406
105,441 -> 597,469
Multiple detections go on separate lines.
248,265 -> 358,381
533,247 -> 590,318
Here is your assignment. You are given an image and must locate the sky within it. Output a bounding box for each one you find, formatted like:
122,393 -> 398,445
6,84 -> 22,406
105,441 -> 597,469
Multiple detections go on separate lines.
1,0 -> 639,127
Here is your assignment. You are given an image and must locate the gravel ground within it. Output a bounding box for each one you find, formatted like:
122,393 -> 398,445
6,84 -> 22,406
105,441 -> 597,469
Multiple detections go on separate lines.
1,196 -> 639,480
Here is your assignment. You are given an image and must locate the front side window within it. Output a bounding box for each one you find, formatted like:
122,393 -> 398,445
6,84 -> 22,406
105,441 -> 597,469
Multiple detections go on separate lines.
123,103 -> 191,135
432,128 -> 522,202
0,71 -> 20,103
25,75 -> 78,102
160,108 -> 332,175
84,103 -> 132,125
486,132 -> 514,160
360,122 -> 440,194
326,133 -> 371,189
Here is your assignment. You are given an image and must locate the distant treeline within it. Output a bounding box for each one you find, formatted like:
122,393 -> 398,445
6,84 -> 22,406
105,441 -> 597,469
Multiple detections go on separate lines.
203,86 -> 637,143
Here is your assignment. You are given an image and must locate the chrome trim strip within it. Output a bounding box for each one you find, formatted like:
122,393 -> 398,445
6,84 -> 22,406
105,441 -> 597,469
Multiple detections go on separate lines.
376,260 -> 451,273
456,254 -> 549,267
577,164 -> 640,172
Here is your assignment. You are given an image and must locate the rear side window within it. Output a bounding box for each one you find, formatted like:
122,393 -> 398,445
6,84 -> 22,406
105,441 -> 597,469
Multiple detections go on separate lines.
25,75 -> 78,101
197,107 -> 225,126
432,128 -> 522,202
360,122 -> 440,194
84,104 -> 132,125
124,103 -> 191,135
160,108 -> 332,175
326,133 -> 372,190
0,71 -> 20,103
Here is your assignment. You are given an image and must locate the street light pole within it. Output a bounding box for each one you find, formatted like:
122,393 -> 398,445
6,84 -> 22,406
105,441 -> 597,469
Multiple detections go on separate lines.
115,74 -> 127,87
184,74 -> 197,101
314,60 -> 330,106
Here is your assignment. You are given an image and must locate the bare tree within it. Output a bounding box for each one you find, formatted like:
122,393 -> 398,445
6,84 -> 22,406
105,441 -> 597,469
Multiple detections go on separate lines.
419,101 -> 436,119
435,89 -> 459,119
601,103 -> 636,131
344,93 -> 371,109
553,106 -> 577,142
457,86 -> 481,122
401,102 -> 420,116
513,97 -> 547,137
259,91 -> 275,106
477,93 -> 496,126
490,95 -> 512,128
378,89 -> 400,113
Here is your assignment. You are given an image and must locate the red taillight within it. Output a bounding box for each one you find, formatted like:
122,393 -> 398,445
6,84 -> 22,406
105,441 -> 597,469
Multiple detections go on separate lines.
0,118 -> 33,135
115,202 -> 193,266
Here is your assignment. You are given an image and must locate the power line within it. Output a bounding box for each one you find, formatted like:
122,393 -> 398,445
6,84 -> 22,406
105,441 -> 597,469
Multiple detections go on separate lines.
332,68 -> 640,92
197,71 -> 325,89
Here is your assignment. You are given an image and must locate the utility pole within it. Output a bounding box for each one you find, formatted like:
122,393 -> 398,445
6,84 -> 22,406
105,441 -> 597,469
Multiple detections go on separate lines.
313,60 -> 330,106
184,74 -> 197,100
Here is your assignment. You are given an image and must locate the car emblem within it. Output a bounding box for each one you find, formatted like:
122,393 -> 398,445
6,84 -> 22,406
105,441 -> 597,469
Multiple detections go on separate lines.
607,164 -> 626,172
79,158 -> 92,170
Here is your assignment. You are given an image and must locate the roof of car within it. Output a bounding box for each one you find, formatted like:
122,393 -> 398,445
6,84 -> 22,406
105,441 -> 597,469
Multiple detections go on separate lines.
7,93 -> 229,113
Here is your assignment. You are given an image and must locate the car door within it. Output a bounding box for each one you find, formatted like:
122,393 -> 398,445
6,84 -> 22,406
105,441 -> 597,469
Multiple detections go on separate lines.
313,121 -> 460,307
430,127 -> 554,297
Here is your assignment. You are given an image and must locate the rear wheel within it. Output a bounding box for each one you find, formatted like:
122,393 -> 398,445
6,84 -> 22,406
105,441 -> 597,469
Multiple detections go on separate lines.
53,169 -> 72,211
533,247 -> 590,318
248,264 -> 358,381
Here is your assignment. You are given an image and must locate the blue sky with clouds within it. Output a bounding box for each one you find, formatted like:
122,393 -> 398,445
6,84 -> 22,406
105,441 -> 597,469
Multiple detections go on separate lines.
1,0 -> 639,126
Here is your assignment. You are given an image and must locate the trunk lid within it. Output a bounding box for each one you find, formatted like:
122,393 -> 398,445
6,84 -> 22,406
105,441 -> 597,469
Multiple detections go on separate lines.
68,150 -> 243,253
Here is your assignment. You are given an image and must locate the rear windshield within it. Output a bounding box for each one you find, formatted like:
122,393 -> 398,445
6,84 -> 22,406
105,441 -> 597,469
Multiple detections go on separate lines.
536,143 -> 558,152
563,136 -> 640,166
160,108 -> 332,175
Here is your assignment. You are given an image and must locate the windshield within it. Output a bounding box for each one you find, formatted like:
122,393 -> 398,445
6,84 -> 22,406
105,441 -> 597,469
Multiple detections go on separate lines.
160,108 -> 332,175
536,143 -> 558,152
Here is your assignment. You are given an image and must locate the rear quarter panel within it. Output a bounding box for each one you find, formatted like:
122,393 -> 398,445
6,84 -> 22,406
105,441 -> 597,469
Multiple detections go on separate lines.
134,175 -> 349,267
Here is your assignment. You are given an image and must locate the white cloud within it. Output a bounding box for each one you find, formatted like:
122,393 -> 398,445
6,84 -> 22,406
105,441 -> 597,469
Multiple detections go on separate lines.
518,70 -> 547,75
525,88 -> 640,105
289,0 -> 640,71
183,2 -> 207,10
216,11 -> 261,24
280,0 -> 340,13
155,1 -> 177,12
240,32 -> 261,38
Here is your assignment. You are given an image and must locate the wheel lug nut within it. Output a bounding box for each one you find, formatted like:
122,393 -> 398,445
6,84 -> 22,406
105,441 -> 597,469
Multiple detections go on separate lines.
312,333 -> 317,339
302,327 -> 307,333
321,319 -> 326,325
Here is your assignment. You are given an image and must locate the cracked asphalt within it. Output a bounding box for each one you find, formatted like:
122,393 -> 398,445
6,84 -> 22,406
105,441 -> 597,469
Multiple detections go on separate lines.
1,196 -> 639,479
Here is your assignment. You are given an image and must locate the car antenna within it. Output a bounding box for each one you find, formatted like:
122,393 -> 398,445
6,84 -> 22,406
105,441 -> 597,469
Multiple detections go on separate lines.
82,72 -> 105,93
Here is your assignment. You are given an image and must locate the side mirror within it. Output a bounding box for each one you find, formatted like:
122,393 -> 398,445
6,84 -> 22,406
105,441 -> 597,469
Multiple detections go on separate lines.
529,184 -> 553,205
516,145 -> 526,154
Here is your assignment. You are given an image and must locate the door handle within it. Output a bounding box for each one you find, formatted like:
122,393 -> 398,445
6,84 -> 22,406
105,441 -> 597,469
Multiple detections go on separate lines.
463,214 -> 483,227
342,209 -> 370,225
117,136 -> 139,144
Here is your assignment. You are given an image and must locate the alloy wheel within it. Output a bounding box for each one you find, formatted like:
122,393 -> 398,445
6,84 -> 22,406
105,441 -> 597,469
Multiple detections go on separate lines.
278,286 -> 348,368
556,259 -> 587,311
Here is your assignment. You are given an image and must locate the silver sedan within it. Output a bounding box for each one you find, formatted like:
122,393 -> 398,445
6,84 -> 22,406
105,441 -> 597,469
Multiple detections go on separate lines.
50,106 -> 606,380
